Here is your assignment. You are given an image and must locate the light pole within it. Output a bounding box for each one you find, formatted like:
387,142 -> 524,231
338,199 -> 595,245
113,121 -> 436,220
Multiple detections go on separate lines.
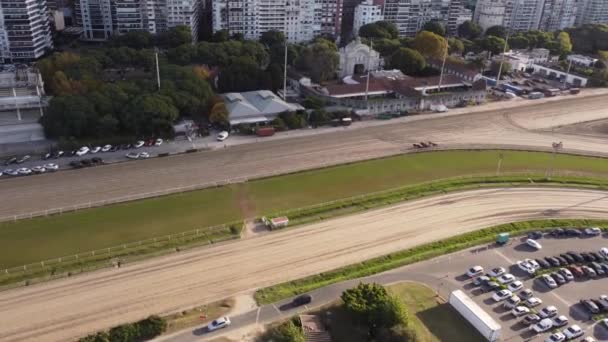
547,142 -> 563,180
496,152 -> 504,176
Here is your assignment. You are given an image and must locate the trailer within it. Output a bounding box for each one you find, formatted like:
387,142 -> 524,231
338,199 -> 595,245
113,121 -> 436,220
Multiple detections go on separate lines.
262,216 -> 289,230
449,290 -> 501,341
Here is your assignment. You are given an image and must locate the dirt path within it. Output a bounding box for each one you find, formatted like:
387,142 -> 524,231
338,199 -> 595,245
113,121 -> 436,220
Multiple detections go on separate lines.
1,187 -> 607,341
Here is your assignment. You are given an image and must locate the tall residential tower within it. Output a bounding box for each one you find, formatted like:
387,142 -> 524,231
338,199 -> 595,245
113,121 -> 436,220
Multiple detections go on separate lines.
0,0 -> 54,62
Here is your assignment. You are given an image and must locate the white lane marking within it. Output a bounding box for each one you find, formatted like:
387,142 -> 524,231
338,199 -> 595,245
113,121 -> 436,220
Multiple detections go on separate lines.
255,307 -> 261,324
272,304 -> 282,315
494,249 -> 516,265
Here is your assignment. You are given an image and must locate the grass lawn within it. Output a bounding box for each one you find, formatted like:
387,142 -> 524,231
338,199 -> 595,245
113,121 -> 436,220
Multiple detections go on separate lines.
2,150 -> 608,268
388,282 -> 486,342
163,298 -> 235,335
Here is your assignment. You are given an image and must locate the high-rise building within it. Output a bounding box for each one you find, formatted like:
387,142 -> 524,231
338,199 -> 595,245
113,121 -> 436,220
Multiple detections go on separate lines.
353,0 -> 383,36
0,0 -> 54,62
75,0 -> 202,42
539,0 -> 579,31
383,0 -> 467,37
212,0 -> 342,42
576,0 -> 608,26
474,0 -> 545,33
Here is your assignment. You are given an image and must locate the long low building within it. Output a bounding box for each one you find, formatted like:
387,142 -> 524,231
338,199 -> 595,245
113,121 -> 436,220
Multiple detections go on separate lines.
222,90 -> 304,126
299,70 -> 487,115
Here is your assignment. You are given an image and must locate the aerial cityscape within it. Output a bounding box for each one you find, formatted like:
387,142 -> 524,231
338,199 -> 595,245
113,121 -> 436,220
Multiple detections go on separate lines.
1,0 -> 608,341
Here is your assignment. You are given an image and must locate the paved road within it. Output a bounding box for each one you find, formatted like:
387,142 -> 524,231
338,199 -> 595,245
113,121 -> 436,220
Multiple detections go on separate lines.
160,236 -> 608,342
1,93 -> 608,220
1,187 -> 608,341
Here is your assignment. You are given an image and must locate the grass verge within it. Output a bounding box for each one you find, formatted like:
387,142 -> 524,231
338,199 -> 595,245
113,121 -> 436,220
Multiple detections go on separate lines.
254,219 -> 608,305
163,298 -> 235,335
3,150 -> 608,268
388,282 -> 486,342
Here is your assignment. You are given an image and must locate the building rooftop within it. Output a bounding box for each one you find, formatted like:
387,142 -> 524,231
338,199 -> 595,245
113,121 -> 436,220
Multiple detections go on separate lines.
222,90 -> 304,124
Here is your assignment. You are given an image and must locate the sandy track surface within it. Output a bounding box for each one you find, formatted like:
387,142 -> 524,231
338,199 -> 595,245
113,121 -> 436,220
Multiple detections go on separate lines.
1,187 -> 607,341
1,94 -> 608,219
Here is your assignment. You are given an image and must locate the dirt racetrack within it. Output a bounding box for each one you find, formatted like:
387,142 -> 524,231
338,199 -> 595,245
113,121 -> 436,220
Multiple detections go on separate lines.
0,187 -> 607,341
1,94 -> 608,220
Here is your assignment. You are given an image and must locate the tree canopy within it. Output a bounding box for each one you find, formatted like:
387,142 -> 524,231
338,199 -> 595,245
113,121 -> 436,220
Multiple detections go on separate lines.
566,24 -> 608,53
295,39 -> 339,83
458,20 -> 482,40
422,20 -> 446,36
358,21 -> 399,40
389,48 -> 426,75
485,25 -> 507,38
414,31 -> 448,59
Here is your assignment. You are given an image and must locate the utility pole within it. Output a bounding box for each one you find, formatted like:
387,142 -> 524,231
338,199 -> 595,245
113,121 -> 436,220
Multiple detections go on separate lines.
438,36 -> 449,92
282,34 -> 288,100
547,142 -> 563,179
563,59 -> 572,88
495,30 -> 511,88
365,39 -> 373,103
155,50 -> 161,91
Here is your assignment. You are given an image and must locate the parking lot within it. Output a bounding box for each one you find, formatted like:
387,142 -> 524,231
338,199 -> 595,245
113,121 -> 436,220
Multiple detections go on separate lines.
427,233 -> 608,341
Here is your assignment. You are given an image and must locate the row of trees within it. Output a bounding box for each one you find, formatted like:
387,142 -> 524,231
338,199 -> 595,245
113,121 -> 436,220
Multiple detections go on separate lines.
78,315 -> 166,342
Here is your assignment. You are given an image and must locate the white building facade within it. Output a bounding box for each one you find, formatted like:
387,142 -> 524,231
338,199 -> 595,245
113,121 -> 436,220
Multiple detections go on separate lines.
0,0 -> 54,61
212,0 -> 342,42
474,0 -> 543,32
352,0 -> 383,36
383,0 -> 467,37
75,0 -> 202,42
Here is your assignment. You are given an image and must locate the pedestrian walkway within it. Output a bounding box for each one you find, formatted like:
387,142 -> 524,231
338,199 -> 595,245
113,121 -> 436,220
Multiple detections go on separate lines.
300,315 -> 332,342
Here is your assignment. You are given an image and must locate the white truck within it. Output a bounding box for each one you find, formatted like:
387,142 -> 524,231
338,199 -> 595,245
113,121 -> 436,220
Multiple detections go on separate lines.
449,290 -> 501,341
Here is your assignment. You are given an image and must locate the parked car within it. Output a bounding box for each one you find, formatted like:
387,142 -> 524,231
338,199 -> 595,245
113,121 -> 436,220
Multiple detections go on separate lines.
466,266 -> 484,278
101,145 -> 112,152
536,258 -> 551,269
69,160 -> 83,168
553,315 -> 569,327
551,272 -> 566,285
3,168 -> 18,176
76,146 -> 89,156
562,325 -> 584,340
481,281 -> 500,293
528,231 -> 543,239
43,163 -> 59,171
585,227 -> 602,236
526,239 -> 542,250
526,297 -> 543,307
4,156 -> 17,165
89,146 -> 101,154
600,248 -> 608,259
31,166 -> 45,173
565,228 -> 582,237
120,144 -> 132,150
519,289 -> 533,300
473,275 -> 490,286
560,253 -> 575,264
512,306 -> 530,317
581,337 -> 596,342
602,318 -> 608,329
207,316 -> 231,331
134,140 -> 145,148
508,280 -> 524,292
590,252 -> 604,262
217,131 -> 229,141
580,300 -> 600,314
582,265 -> 597,278
53,151 -> 65,158
517,260 -> 536,275
523,314 -> 541,325
530,318 -> 554,333
42,152 -> 52,160
545,332 -> 566,342
110,145 -> 120,152
541,274 -> 558,289
126,152 -> 140,159
550,228 -> 565,237
16,155 -> 30,164
546,257 -> 561,267
155,138 -> 163,146
569,266 -> 584,277
591,262 -> 605,276
292,294 -> 312,306
493,289 -> 513,302
16,167 -> 31,175
497,274 -> 515,284
567,251 -> 584,263
559,268 -> 574,281
538,306 -> 558,319
488,267 -> 506,277
555,256 -> 569,265
503,295 -> 521,309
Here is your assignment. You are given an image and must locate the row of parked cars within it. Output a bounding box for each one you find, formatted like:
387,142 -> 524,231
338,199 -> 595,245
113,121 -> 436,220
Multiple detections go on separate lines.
69,158 -> 104,169
529,227 -> 604,240
1,163 -> 59,177
466,264 -> 596,342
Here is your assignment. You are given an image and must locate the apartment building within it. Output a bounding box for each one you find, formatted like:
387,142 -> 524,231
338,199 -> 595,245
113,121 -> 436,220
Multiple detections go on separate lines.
576,0 -> 608,26
383,0 -> 466,37
75,0 -> 201,42
212,0 -> 342,42
0,0 -> 54,62
352,0 -> 383,36
474,0 -> 549,33
539,0 -> 579,31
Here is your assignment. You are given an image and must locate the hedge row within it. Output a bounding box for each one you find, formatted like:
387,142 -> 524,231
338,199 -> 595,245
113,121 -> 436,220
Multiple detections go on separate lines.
78,315 -> 166,342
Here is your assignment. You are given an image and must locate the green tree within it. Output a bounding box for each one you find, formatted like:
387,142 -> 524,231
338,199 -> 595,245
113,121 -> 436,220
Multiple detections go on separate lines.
359,21 -> 399,39
479,35 -> 507,55
218,56 -> 270,92
279,111 -> 306,129
389,48 -> 426,75
599,50 -> 608,61
422,20 -> 446,36
41,96 -> 98,138
457,20 -> 482,39
296,39 -> 339,83
108,324 -> 138,342
373,38 -> 401,57
485,25 -> 507,38
260,30 -> 286,48
124,94 -> 179,136
165,25 -> 193,47
110,30 -> 153,49
259,320 -> 305,342
557,31 -> 572,55
490,60 -> 512,76
78,332 -> 110,342
212,29 -> 230,42
135,316 -> 167,339
448,37 -> 465,55
414,31 -> 448,59
508,35 -> 530,50
209,102 -> 230,126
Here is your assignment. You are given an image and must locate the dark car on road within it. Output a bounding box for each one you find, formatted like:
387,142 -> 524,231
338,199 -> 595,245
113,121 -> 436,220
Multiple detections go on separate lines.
561,253 -> 575,264
551,272 -> 566,285
565,228 -> 582,237
528,231 -> 543,239
481,281 -> 500,293
546,257 -> 561,267
567,252 -> 584,263
555,256 -> 569,265
292,294 -> 312,307
550,228 -> 565,237
590,252 -> 604,262
4,156 -> 17,165
580,299 -> 600,314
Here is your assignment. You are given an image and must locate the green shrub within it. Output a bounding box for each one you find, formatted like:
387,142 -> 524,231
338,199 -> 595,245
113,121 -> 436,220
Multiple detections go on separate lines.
79,316 -> 166,342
